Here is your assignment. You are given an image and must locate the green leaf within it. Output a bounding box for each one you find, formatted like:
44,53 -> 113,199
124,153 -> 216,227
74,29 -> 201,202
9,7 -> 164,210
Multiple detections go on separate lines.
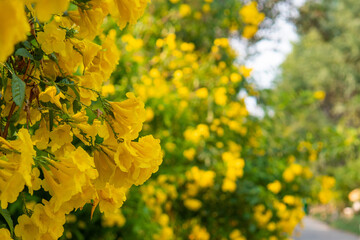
33,48 -> 43,61
15,48 -> 34,60
86,108 -> 97,124
22,41 -> 32,49
11,73 -> 26,107
68,85 -> 80,101
49,53 -> 58,63
0,208 -> 14,236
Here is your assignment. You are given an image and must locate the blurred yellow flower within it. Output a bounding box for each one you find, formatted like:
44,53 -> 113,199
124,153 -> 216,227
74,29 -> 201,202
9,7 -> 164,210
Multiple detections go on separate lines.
230,229 -> 246,240
189,225 -> 210,240
267,180 -> 282,194
214,87 -> 227,106
184,198 -> 202,211
102,84 -> 115,97
0,228 -> 11,240
242,25 -> 258,39
239,2 -> 265,26
184,148 -> 196,161
0,0 -> 29,62
196,87 -> 209,99
314,90 -> 326,100
179,4 -> 191,17
239,65 -> 253,78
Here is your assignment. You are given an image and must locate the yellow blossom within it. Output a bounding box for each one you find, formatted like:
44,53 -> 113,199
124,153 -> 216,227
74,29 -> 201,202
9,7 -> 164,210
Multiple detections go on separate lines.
37,21 -> 66,54
0,228 -> 11,240
314,90 -> 326,100
230,229 -> 246,240
179,4 -> 191,17
214,87 -> 227,106
196,87 -> 209,99
242,25 -> 258,39
109,0 -> 149,29
32,0 -> 70,22
267,180 -> 282,194
184,148 -> 196,161
0,0 -> 29,62
222,178 -> 236,192
189,225 -> 210,240
240,65 -> 253,78
102,84 -> 116,97
184,198 -> 202,211
239,2 -> 265,26
0,129 -> 35,209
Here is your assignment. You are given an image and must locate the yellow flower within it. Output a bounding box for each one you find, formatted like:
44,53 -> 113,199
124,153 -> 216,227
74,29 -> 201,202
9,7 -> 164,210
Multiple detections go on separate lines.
214,87 -> 227,106
0,129 -> 35,208
183,148 -> 196,161
189,225 -> 210,240
165,142 -> 176,152
31,202 -> 66,238
32,0 -> 70,22
102,84 -> 115,97
158,213 -> 169,227
230,229 -> 246,240
319,190 -> 333,204
314,90 -> 326,100
230,73 -> 242,83
109,92 -> 146,140
242,25 -> 258,39
290,163 -> 303,175
68,2 -> 108,40
37,21 -> 66,54
283,195 -> 296,205
48,124 -> 73,152
179,4 -> 191,17
282,168 -> 295,183
102,84 -> 116,97
97,183 -> 127,216
39,86 -> 65,109
155,227 -> 174,240
96,135 -> 162,190
145,107 -> 155,122
267,180 -> 282,194
222,178 -> 236,192
239,65 -> 253,78
15,214 -> 40,240
196,87 -> 209,99
202,4 -> 211,13
321,176 -> 336,189
42,148 -> 98,212
109,0 -> 149,29
102,209 -> 126,227
0,228 -> 11,240
239,2 -> 265,26
214,38 -> 229,48
0,0 -> 30,62
184,198 -> 202,211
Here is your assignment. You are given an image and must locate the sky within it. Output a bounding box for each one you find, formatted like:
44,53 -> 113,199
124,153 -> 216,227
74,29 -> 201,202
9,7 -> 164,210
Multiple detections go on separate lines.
247,0 -> 306,89
233,0 -> 306,117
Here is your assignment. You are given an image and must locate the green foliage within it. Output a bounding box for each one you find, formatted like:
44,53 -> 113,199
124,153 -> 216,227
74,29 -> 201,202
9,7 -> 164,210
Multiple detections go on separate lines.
267,0 -> 360,206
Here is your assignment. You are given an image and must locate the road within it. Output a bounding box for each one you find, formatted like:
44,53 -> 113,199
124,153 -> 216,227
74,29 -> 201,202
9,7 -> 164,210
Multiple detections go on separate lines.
293,217 -> 360,240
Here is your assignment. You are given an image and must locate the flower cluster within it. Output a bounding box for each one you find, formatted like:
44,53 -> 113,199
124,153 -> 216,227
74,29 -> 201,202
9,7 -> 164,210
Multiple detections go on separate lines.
102,2 -> 323,236
239,1 -> 265,38
0,1 -> 162,239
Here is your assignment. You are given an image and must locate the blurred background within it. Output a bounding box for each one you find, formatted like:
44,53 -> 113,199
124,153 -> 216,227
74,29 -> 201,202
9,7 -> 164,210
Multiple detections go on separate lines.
68,0 -> 360,238
5,0 -> 360,239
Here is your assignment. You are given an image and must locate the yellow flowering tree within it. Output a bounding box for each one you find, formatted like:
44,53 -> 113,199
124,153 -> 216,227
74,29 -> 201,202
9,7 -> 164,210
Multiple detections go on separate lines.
85,0 -> 326,239
0,1 -> 162,239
